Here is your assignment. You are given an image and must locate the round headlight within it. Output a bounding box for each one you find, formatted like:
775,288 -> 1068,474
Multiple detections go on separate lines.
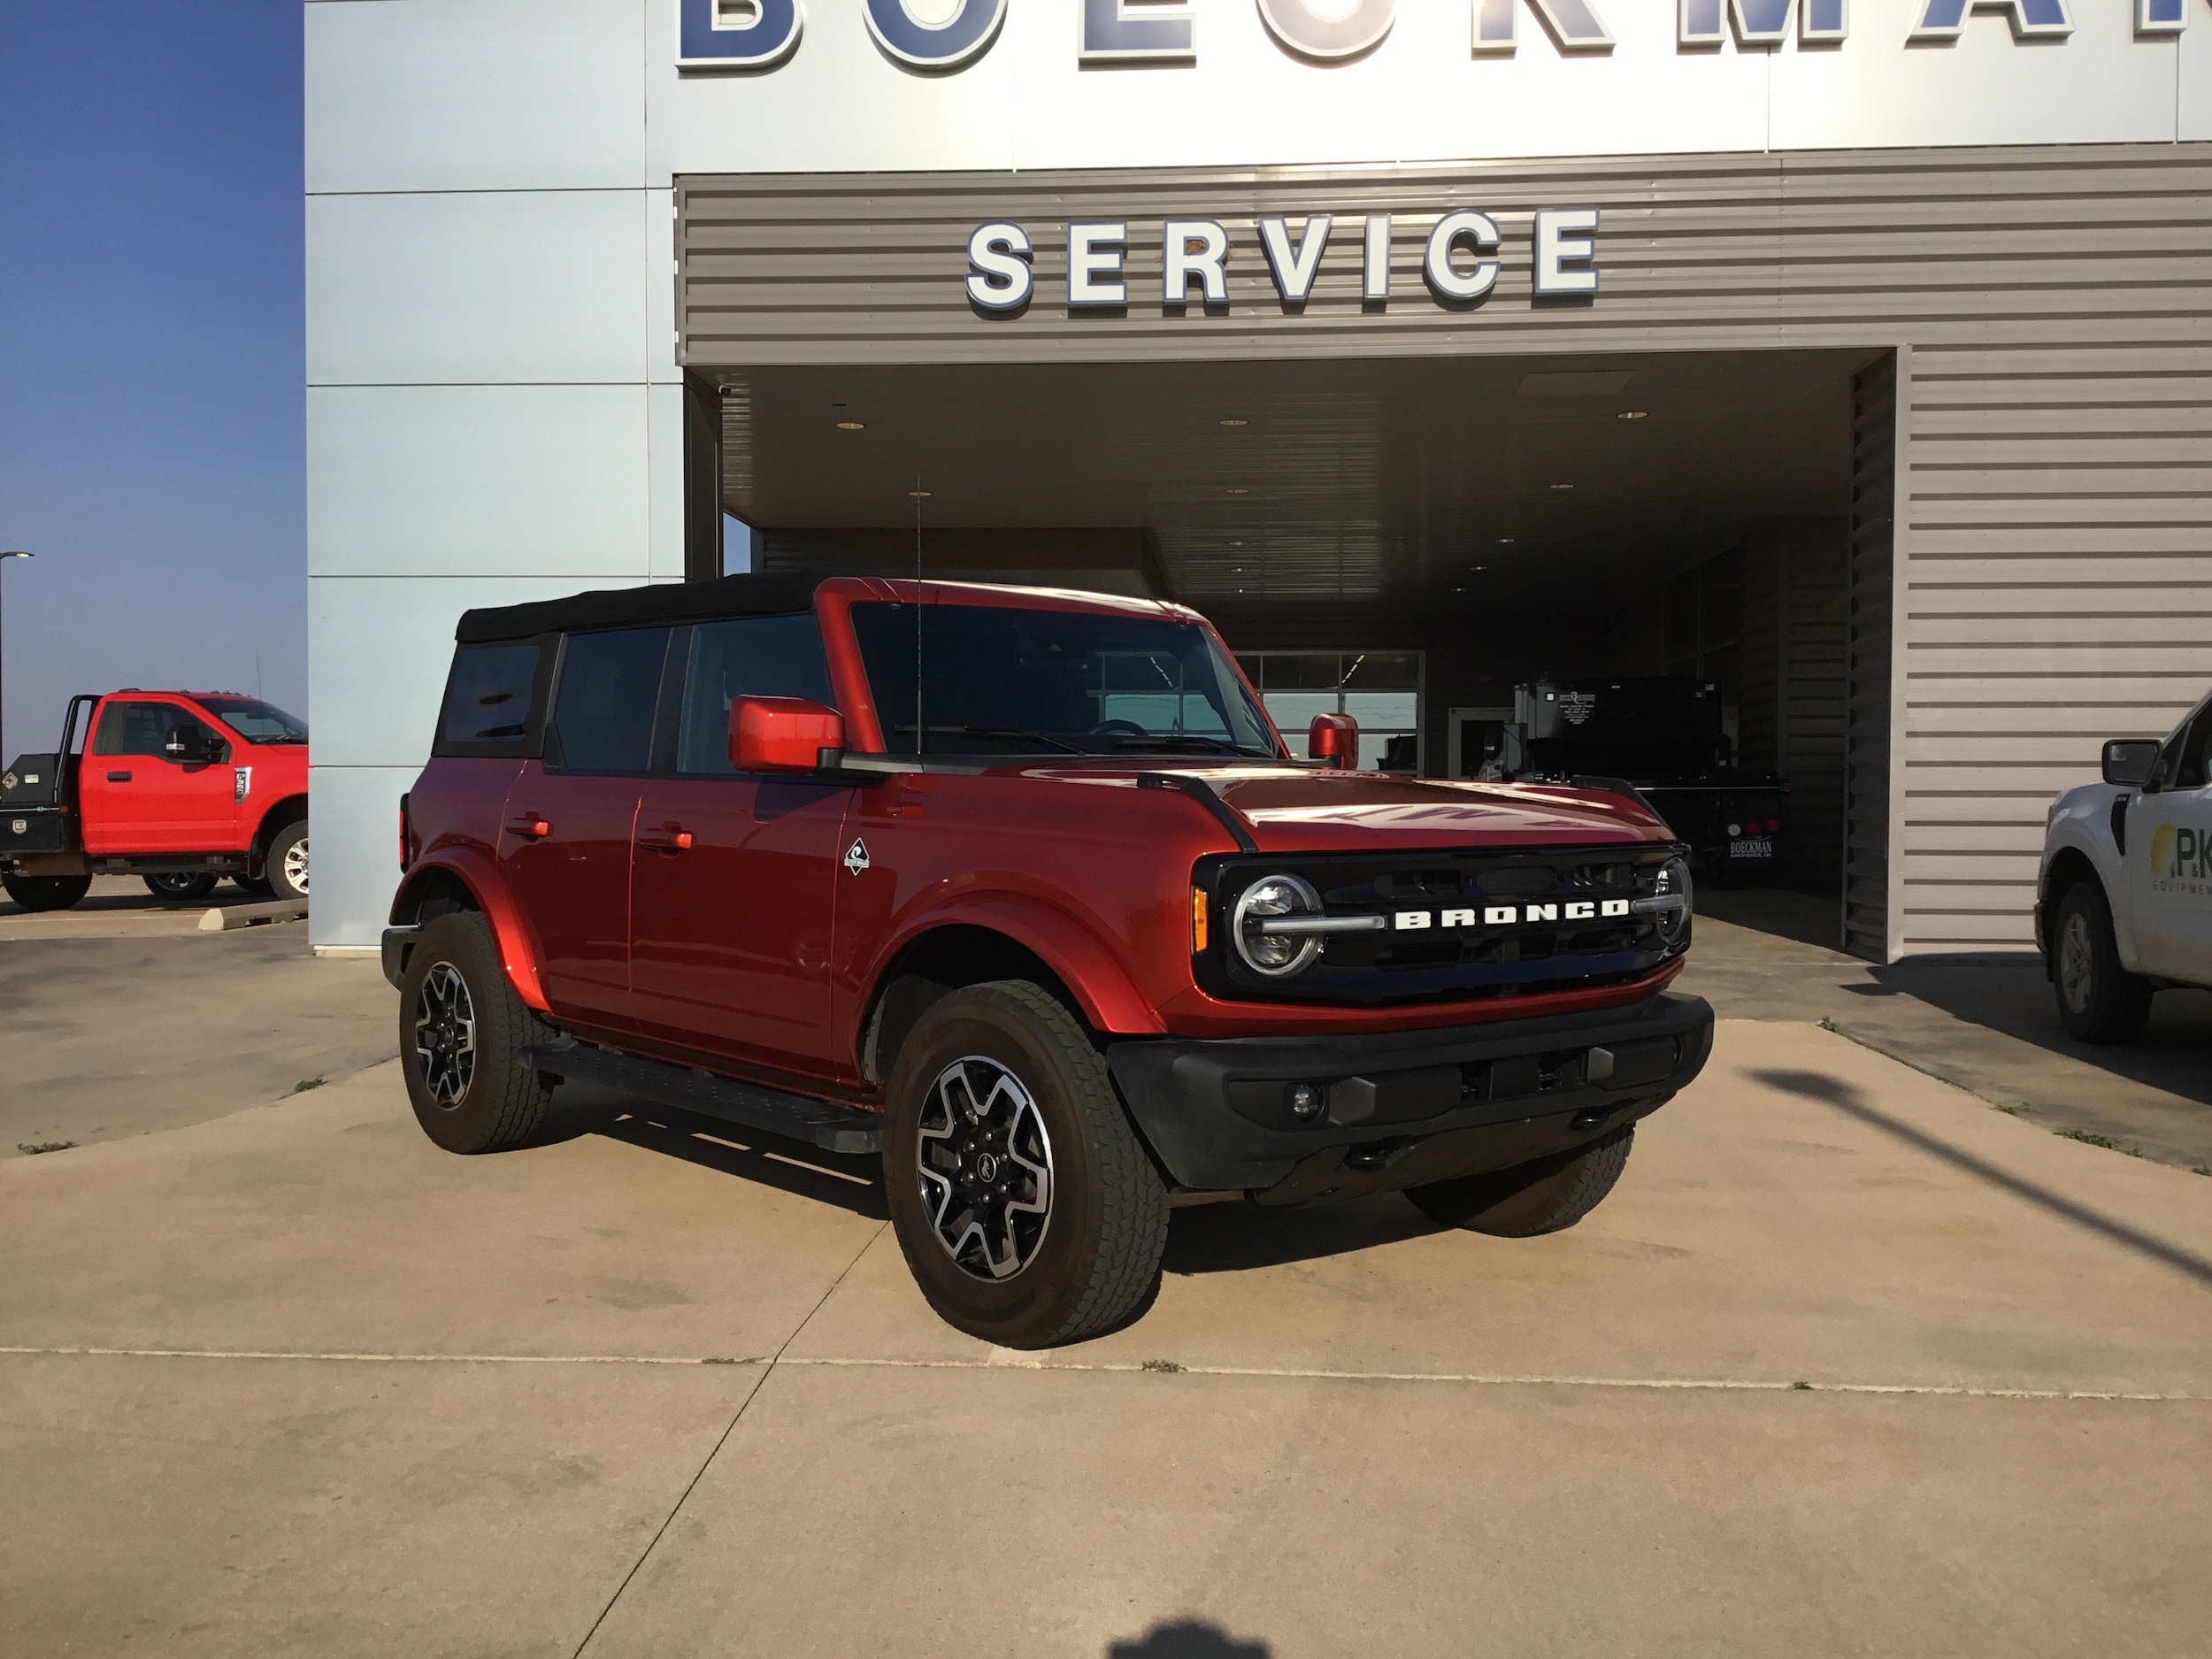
1232,873 -> 1325,979
1633,856 -> 1694,949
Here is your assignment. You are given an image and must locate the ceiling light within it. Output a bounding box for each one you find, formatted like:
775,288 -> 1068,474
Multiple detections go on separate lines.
1496,537 -> 1516,544
834,420 -> 865,431
907,489 -> 931,498
1617,410 -> 1647,420
1549,482 -> 1576,491
1229,539 -> 1246,547
1473,565 -> 1487,572
1218,418 -> 1249,427
1453,587 -> 1465,594
1225,486 -> 1250,495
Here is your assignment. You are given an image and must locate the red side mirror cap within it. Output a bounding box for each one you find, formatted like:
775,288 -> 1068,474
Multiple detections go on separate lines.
730,696 -> 845,773
1309,712 -> 1359,771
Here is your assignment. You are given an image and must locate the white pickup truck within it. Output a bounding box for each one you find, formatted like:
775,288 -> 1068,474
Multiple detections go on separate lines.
2038,689 -> 2212,1042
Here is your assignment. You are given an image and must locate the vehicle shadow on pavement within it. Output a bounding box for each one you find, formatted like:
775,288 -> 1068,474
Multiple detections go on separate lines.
1106,1619 -> 1272,1657
1867,963 -> 2212,1110
1754,1066 -> 2212,1288
1161,1192 -> 1436,1275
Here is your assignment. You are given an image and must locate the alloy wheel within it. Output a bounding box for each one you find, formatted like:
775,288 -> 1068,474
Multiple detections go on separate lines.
284,835 -> 310,896
2058,910 -> 2094,1016
414,962 -> 477,1108
916,1055 -> 1054,1281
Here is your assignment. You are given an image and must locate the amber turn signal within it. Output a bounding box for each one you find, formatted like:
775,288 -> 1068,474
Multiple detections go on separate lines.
1191,887 -> 1210,954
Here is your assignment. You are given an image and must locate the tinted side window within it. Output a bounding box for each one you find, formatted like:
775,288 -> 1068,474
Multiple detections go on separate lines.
549,628 -> 670,773
441,645 -> 543,748
2174,709 -> 2212,791
95,702 -> 212,759
679,615 -> 836,774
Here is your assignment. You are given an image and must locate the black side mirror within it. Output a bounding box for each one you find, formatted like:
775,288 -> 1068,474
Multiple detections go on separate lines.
2102,739 -> 2161,788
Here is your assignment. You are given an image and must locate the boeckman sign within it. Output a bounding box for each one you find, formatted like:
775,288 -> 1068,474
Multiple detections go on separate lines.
962,211 -> 1601,316
677,0 -> 2204,73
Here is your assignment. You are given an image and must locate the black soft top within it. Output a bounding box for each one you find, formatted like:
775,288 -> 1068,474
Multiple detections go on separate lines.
454,573 -> 824,644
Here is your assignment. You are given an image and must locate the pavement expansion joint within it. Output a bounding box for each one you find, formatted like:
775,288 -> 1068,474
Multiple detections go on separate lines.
2,1347 -> 2195,1402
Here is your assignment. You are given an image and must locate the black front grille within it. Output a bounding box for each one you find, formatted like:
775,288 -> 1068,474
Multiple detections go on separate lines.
1197,843 -> 1688,1007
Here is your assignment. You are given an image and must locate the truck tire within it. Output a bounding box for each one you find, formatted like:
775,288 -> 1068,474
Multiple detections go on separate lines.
4,873 -> 92,912
234,873 -> 274,898
265,820 -> 308,902
883,980 -> 1169,1349
2052,879 -> 2153,1045
398,911 -> 557,1154
1407,1125 -> 1635,1237
144,872 -> 219,902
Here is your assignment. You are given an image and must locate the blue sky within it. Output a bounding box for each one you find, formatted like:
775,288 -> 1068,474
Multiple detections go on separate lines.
0,2 -> 303,760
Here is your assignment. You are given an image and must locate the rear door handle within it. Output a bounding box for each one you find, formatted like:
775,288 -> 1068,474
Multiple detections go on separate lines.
504,813 -> 552,840
639,824 -> 694,851
107,771 -> 133,782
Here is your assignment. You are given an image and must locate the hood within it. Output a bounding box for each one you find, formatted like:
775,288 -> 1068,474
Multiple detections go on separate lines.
1212,770 -> 1667,852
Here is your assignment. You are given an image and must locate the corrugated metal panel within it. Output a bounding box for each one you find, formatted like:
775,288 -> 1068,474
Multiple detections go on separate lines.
679,142 -> 2212,959
1845,356 -> 1899,962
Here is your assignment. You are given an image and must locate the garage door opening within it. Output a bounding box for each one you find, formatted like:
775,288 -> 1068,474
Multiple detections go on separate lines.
693,346 -> 1895,951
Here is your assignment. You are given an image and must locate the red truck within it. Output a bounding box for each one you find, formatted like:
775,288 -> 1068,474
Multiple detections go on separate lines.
384,576 -> 1710,1347
1,691 -> 309,910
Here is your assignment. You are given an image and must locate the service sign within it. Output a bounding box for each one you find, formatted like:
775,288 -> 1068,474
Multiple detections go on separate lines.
658,0 -> 2212,174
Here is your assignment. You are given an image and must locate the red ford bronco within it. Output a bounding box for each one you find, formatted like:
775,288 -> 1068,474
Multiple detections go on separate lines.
385,576 -> 1711,1347
1,691 -> 310,910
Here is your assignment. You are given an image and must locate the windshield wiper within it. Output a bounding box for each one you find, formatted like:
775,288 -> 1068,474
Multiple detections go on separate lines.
1104,734 -> 1270,757
892,725 -> 1088,755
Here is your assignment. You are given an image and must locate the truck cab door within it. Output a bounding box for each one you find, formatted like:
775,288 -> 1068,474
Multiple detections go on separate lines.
76,698 -> 238,855
2129,706 -> 2212,980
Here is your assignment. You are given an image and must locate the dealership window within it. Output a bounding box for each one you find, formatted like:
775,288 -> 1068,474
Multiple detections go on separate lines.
1235,651 -> 1424,773
678,614 -> 836,773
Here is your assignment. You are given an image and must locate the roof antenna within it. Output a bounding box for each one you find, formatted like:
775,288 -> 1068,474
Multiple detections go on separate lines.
913,472 -> 925,758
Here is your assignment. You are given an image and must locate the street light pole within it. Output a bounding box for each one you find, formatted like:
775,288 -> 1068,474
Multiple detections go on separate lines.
0,550 -> 32,765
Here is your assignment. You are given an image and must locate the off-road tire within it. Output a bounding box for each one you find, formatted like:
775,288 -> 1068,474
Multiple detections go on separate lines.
1408,1125 -> 1636,1237
3,873 -> 92,912
883,980 -> 1169,1348
144,872 -> 219,902
2052,879 -> 2153,1045
399,911 -> 557,1154
264,820 -> 309,902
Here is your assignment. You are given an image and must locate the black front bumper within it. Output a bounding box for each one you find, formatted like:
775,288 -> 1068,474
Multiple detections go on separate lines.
1106,991 -> 1713,1205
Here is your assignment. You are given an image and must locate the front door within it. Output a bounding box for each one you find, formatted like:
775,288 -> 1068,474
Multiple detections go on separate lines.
2129,704 -> 2212,979
626,613 -> 853,1081
497,626 -> 671,1029
75,698 -> 239,855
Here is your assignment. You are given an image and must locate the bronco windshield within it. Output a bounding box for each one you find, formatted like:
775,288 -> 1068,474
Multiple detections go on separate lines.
198,697 -> 308,745
849,601 -> 1281,759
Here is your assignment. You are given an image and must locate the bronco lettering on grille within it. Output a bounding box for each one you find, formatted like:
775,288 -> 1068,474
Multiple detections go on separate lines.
1394,900 -> 1628,931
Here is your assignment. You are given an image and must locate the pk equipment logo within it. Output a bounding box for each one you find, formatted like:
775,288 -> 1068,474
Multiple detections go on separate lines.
2148,822 -> 2212,900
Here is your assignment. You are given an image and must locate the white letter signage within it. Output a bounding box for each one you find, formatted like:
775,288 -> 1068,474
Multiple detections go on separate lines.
1425,211 -> 1502,302
1163,220 -> 1231,305
966,223 -> 1033,312
1532,207 -> 1601,295
1067,222 -> 1130,306
1256,215 -> 1334,304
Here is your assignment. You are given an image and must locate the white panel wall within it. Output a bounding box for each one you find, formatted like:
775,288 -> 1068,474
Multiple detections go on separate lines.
306,0 -> 669,949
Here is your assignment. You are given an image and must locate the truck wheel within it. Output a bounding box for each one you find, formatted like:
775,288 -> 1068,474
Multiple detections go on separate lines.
398,911 -> 557,1154
2052,880 -> 2153,1044
1408,1125 -> 1635,1237
265,820 -> 308,902
4,873 -> 92,912
144,872 -> 219,902
883,980 -> 1169,1349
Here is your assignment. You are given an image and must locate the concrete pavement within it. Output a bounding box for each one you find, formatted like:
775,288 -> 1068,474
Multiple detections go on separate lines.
4,1020 -> 2208,1656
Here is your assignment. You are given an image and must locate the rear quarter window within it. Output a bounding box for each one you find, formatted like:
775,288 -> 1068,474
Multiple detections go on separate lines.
435,641 -> 550,756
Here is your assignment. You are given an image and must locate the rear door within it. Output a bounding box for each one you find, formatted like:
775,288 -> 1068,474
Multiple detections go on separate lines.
75,698 -> 238,854
628,614 -> 854,1080
497,627 -> 671,1029
2130,703 -> 2212,980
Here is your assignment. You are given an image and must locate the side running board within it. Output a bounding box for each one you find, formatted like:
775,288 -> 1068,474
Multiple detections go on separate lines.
520,1044 -> 883,1156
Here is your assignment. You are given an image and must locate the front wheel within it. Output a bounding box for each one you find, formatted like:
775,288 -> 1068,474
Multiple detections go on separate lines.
883,980 -> 1168,1349
264,821 -> 308,902
398,911 -> 557,1153
2052,880 -> 2153,1044
1408,1126 -> 1635,1237
4,873 -> 93,912
145,872 -> 219,902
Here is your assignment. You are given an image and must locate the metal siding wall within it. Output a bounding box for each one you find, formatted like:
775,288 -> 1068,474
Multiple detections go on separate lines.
679,144 -> 2212,958
1846,357 -> 1899,960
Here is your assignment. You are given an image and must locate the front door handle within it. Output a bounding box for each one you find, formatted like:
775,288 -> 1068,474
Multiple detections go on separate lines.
108,771 -> 132,782
639,824 -> 695,851
504,813 -> 552,840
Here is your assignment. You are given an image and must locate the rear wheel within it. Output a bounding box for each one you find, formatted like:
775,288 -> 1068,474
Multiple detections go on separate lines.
2053,880 -> 2153,1044
883,980 -> 1168,1348
4,873 -> 92,912
1408,1126 -> 1635,1237
144,872 -> 219,902
398,911 -> 557,1153
264,820 -> 308,902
